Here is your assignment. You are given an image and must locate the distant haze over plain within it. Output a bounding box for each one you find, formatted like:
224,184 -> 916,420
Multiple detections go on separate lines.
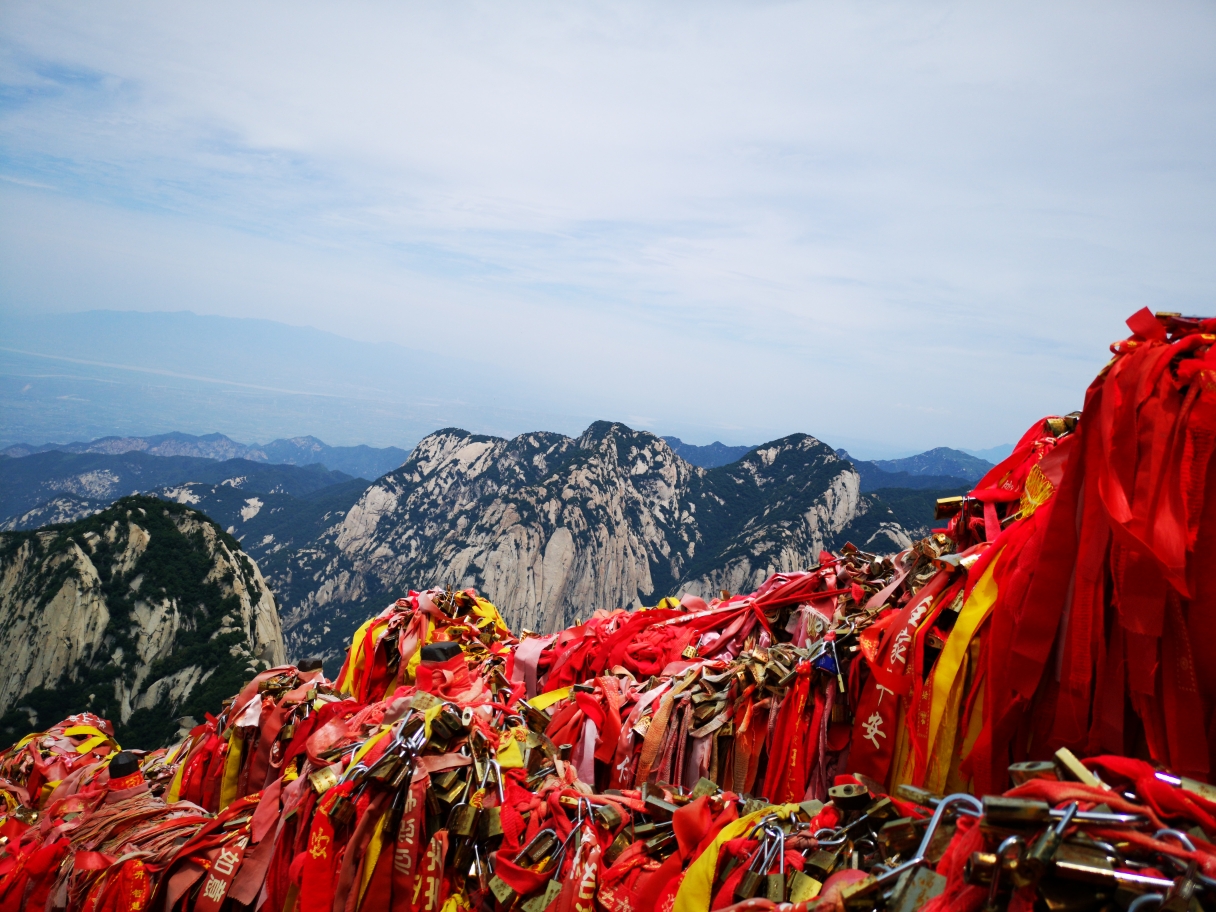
2,310 -> 1002,459
2,3 -> 1213,456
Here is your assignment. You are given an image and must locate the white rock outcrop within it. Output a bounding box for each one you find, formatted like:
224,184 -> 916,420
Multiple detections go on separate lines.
0,498 -> 285,733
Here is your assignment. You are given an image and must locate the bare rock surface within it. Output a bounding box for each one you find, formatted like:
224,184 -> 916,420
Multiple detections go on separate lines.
0,495 -> 284,746
275,422 -> 910,664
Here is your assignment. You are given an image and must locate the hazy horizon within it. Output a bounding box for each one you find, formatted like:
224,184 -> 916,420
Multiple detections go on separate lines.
2,3 -> 1213,456
0,308 -> 1013,460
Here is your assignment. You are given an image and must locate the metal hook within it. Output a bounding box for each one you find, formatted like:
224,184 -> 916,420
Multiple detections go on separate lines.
985,835 -> 1025,910
1153,829 -> 1197,853
872,793 -> 983,887
763,825 -> 786,875
1127,895 -> 1164,912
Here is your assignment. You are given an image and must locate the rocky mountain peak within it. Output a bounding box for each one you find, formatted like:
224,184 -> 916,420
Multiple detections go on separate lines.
0,495 -> 285,747
276,421 -> 912,664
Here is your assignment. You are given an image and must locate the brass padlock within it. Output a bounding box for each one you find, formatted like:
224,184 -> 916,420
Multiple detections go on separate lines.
518,828 -> 558,867
1013,802 -> 1077,888
643,830 -> 677,858
448,801 -> 479,838
804,848 -> 840,882
735,836 -> 778,900
330,793 -> 357,829
1007,761 -> 1057,786
765,870 -> 785,902
368,753 -> 404,785
604,831 -> 632,865
787,871 -> 821,902
447,767 -> 486,840
520,880 -> 563,912
878,817 -> 923,856
828,783 -> 870,811
488,875 -> 516,905
762,826 -> 786,902
735,869 -> 764,900
477,760 -> 506,840
982,796 -> 1052,828
594,802 -> 623,830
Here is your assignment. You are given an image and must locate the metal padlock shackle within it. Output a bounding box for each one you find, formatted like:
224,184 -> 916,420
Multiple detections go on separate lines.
985,835 -> 1026,910
852,834 -> 878,859
872,792 -> 983,887
812,826 -> 850,849
484,759 -> 506,802
1153,828 -> 1198,853
366,714 -> 423,774
518,827 -> 558,865
339,760 -> 370,784
743,832 -> 780,878
744,813 -> 781,841
762,825 -> 786,875
551,798 -> 596,872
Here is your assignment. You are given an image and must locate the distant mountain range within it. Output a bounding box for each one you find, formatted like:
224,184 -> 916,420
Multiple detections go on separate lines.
1,431 -> 408,480
666,437 -> 995,484
0,422 -> 993,673
662,437 -> 755,468
836,447 -> 993,491
0,450 -> 362,531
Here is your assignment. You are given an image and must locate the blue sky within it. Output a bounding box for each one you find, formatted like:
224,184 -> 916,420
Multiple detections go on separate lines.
1,2 -> 1214,455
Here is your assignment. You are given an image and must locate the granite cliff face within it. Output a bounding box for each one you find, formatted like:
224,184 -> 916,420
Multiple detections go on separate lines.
274,423 -> 911,663
0,495 -> 285,747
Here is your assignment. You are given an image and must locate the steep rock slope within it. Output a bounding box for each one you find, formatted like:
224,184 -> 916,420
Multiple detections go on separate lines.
276,423 -> 910,662
0,496 -> 285,747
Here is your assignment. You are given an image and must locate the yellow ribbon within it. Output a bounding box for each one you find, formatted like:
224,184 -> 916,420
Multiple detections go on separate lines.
351,727 -> 392,769
338,615 -> 384,695
926,552 -> 1002,766
529,687 -> 571,710
219,730 -> 244,810
672,803 -> 799,912
360,812 -> 388,902
166,754 -> 187,803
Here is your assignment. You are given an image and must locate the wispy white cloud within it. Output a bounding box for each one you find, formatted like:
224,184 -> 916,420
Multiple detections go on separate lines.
0,1 -> 1214,453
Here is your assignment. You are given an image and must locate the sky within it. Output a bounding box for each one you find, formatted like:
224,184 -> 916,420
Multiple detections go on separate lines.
1,2 -> 1214,456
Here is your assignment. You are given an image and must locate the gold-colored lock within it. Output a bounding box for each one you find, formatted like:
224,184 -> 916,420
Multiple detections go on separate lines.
368,753 -> 404,784
735,870 -> 764,900
878,817 -> 923,856
765,871 -> 785,902
594,802 -> 623,830
520,880 -> 563,912
828,783 -> 870,811
448,801 -> 479,838
448,765 -> 489,840
735,835 -> 779,900
488,875 -> 516,904
604,831 -> 631,865
477,760 -> 506,840
787,871 -> 822,902
308,765 -> 340,795
518,828 -> 558,867
479,807 -> 503,839
330,794 -> 356,829
804,848 -> 839,882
